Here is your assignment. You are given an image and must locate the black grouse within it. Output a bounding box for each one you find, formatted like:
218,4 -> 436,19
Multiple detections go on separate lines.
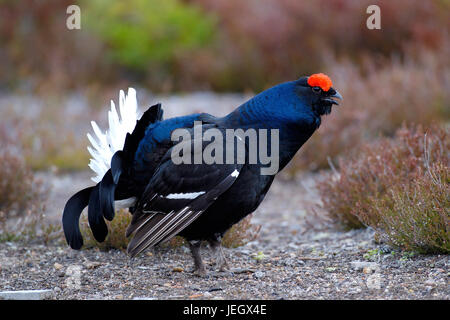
62,73 -> 342,275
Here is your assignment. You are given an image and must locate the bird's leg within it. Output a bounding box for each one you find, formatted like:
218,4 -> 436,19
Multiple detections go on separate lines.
209,235 -> 229,272
189,241 -> 207,276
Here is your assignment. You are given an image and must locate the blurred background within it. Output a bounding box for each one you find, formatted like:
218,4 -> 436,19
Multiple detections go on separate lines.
0,0 -> 448,244
1,0 -> 449,93
1,0 -> 449,169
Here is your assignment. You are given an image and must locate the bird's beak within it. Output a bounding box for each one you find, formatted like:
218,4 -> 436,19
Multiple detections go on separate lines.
323,88 -> 343,106
330,89 -> 343,101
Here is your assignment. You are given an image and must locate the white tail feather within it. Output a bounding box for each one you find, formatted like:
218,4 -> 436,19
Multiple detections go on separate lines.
87,88 -> 140,183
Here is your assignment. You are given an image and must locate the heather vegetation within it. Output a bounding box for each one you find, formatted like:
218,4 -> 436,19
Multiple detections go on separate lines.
80,209 -> 132,250
0,143 -> 48,242
291,48 -> 450,171
319,125 -> 449,253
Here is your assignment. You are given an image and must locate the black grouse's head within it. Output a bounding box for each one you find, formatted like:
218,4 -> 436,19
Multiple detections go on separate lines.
295,73 -> 342,116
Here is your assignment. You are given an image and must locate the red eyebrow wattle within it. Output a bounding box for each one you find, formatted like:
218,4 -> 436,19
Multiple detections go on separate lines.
307,73 -> 333,92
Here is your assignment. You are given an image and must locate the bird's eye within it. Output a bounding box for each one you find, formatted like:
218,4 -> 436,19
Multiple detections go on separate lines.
312,86 -> 321,94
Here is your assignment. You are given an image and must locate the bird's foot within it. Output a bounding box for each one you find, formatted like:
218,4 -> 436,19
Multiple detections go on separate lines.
215,251 -> 229,272
209,237 -> 229,272
189,240 -> 207,276
192,264 -> 208,277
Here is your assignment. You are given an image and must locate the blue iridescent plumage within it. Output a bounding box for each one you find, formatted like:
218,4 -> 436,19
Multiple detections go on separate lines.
63,74 -> 342,274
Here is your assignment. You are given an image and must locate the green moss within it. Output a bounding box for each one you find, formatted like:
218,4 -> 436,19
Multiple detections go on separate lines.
83,0 -> 217,70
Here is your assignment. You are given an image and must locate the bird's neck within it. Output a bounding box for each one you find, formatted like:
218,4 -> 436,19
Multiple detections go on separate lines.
221,94 -> 318,173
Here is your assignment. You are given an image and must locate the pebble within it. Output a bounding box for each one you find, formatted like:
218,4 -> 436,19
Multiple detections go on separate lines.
424,279 -> 436,286
53,262 -> 63,270
366,273 -> 382,290
0,289 -> 53,300
363,267 -> 375,274
230,268 -> 255,274
351,261 -> 380,272
84,261 -> 102,269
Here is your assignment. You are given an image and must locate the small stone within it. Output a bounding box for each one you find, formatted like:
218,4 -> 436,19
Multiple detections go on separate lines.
366,273 -> 382,290
54,263 -> 63,270
363,267 -> 374,274
351,261 -> 380,272
424,279 -> 435,286
0,289 -> 53,300
84,261 -> 102,269
172,267 -> 184,273
230,268 -> 255,274
311,232 -> 330,241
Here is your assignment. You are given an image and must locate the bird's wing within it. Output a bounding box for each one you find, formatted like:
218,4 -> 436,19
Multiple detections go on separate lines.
126,132 -> 244,257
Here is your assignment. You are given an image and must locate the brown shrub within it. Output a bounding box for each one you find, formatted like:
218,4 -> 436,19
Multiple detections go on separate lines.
318,124 -> 449,253
1,0 -> 448,92
0,0 -> 108,92
189,0 -> 449,91
1,95 -> 94,171
222,214 -> 261,248
80,209 -> 132,250
0,147 -> 48,241
291,46 -> 450,171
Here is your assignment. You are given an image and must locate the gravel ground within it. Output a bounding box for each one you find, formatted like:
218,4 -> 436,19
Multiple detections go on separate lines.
1,92 -> 448,300
0,172 -> 448,300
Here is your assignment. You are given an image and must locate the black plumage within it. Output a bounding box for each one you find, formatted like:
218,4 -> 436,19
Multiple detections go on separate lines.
62,75 -> 342,274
